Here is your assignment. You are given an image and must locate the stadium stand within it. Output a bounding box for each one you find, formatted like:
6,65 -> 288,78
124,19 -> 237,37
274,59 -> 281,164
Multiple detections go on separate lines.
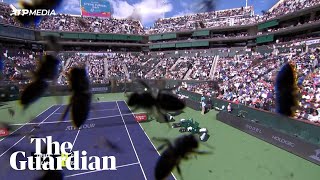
0,0 -> 319,123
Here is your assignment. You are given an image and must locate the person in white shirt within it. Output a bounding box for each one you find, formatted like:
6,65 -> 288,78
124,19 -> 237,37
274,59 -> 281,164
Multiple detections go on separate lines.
227,103 -> 232,113
308,111 -> 320,123
201,101 -> 206,115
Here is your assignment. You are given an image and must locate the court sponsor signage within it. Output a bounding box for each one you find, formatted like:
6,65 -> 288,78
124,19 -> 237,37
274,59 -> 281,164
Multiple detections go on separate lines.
0,128 -> 9,137
134,113 -> 148,122
305,39 -> 320,46
309,149 -> 320,162
10,136 -> 117,170
91,87 -> 109,93
217,112 -> 320,166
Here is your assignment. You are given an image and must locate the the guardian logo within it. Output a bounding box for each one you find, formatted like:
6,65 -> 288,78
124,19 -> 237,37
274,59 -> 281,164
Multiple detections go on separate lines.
10,136 -> 117,171
9,4 -> 56,16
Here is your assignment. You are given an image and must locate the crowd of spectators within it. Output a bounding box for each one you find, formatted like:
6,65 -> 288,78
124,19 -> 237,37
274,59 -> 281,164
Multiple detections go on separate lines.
58,53 -> 107,84
260,0 -> 320,22
258,14 -> 320,35
0,3 -> 144,34
179,47 -> 320,123
187,56 -> 214,80
1,1 -> 320,35
1,48 -> 42,83
0,40 -> 319,123
147,6 -> 256,34
38,14 -> 144,35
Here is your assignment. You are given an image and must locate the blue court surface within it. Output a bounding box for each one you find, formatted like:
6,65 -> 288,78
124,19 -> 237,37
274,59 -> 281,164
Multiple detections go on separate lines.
0,101 -> 176,180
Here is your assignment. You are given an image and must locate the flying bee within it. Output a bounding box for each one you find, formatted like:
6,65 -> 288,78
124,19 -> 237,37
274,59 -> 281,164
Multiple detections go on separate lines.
20,54 -> 60,109
93,136 -> 122,152
8,108 -> 15,117
61,67 -> 92,129
45,35 -> 63,53
275,62 -> 299,117
38,170 -> 64,180
127,80 -> 185,123
154,134 -> 210,180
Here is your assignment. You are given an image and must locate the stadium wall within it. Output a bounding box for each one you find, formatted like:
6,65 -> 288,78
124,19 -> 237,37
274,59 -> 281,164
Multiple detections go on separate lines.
179,90 -> 320,146
217,111 -> 320,166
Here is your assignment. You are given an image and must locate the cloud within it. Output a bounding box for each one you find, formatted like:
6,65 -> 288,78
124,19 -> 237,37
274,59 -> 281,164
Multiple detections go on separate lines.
108,0 -> 134,18
172,1 -> 197,18
58,0 -> 80,15
108,0 -> 173,26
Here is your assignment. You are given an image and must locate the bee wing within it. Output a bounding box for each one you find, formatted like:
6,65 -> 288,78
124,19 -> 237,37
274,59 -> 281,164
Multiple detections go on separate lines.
157,93 -> 185,111
20,80 -> 49,109
136,79 -> 151,90
46,35 -> 62,53
127,93 -> 140,107
71,93 -> 91,128
38,170 -> 64,180
60,103 -> 71,123
48,79 -> 64,106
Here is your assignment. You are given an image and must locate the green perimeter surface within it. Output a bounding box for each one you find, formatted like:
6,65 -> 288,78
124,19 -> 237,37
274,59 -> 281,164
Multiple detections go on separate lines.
0,93 -> 319,180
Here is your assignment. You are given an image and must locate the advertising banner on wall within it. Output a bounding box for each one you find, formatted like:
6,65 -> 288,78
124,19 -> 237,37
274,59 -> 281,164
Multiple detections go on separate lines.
217,112 -> 320,166
81,0 -> 111,18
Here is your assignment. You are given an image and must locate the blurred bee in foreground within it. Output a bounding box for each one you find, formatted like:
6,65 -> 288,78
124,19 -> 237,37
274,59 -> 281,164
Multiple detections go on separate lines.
127,80 -> 185,123
20,54 -> 60,109
275,62 -> 299,117
8,108 -> 15,117
154,134 -> 210,180
38,170 -> 64,180
61,67 -> 92,128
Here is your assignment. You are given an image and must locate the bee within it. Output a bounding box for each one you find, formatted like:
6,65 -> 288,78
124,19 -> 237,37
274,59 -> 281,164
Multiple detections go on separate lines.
38,170 -> 64,180
20,54 -> 60,109
45,35 -> 62,53
93,136 -> 122,152
37,143 -> 64,180
127,80 -> 185,123
61,67 -> 92,128
8,108 -> 15,117
154,134 -> 210,180
275,62 -> 299,117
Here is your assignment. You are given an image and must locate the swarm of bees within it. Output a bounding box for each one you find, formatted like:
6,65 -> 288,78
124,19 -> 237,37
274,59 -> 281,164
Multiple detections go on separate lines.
154,134 -> 210,180
60,67 -> 92,128
127,80 -> 185,123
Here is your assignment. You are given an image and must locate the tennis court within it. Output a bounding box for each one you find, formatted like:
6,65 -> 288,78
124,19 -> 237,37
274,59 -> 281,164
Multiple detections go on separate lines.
0,100 -> 175,180
0,93 -> 319,180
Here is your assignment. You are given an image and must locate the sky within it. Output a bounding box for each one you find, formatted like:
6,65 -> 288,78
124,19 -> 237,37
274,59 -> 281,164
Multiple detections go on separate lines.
3,0 -> 279,27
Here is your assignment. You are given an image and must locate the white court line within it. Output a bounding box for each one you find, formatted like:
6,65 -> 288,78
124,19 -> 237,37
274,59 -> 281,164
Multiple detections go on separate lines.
54,108 -> 118,114
70,129 -> 81,152
9,112 -> 148,126
65,162 -> 140,178
0,106 -> 61,158
123,101 -> 178,180
116,101 -> 147,180
55,100 -> 121,106
0,105 -> 54,143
